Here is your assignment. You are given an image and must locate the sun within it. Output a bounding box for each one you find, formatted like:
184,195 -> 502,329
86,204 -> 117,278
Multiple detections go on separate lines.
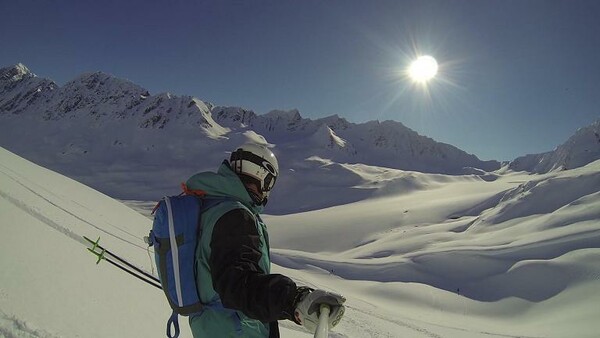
408,55 -> 439,83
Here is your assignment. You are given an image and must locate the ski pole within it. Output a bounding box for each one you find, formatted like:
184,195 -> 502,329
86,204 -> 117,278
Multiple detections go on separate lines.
84,236 -> 162,290
84,236 -> 160,284
314,304 -> 330,338
101,254 -> 163,290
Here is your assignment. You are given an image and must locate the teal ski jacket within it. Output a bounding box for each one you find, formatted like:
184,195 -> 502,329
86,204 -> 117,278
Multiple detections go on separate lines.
186,162 -> 298,338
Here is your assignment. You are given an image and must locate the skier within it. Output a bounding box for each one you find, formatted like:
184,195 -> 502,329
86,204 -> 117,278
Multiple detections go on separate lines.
185,143 -> 346,337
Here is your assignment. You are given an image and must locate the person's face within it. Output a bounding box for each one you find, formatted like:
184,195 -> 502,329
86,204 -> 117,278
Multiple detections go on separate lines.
244,181 -> 261,197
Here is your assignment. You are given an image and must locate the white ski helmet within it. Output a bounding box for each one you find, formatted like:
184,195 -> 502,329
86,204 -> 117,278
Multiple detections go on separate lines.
230,143 -> 279,202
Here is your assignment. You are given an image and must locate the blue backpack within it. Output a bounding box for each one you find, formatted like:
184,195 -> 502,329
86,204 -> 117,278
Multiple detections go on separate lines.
148,193 -> 230,338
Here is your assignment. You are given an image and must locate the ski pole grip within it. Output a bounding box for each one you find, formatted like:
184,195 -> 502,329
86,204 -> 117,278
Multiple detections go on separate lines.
314,304 -> 330,338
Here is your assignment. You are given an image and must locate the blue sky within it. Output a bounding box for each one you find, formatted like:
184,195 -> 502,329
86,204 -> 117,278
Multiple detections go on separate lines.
1,0 -> 599,161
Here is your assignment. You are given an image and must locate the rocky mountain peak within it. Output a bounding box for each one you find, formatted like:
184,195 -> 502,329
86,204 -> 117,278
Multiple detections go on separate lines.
0,64 -> 57,115
264,109 -> 302,121
0,63 -> 33,83
212,106 -> 258,128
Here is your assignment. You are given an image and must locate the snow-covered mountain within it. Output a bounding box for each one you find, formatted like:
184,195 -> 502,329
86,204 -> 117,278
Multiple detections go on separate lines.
2,63 -> 599,210
212,106 -> 500,173
0,63 -> 57,114
0,64 -> 501,209
0,64 -> 224,133
509,119 -> 600,173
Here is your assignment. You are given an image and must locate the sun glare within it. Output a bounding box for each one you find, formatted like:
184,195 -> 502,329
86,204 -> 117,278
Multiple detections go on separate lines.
408,55 -> 438,83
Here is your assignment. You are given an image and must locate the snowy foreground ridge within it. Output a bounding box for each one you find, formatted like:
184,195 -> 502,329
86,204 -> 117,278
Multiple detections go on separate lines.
1,146 -> 599,338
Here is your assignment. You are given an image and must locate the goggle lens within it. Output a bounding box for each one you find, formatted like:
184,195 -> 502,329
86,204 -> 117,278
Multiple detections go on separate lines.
263,173 -> 276,192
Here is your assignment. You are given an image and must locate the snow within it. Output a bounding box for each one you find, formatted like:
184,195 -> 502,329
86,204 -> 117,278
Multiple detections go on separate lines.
2,145 -> 599,338
0,146 -> 179,337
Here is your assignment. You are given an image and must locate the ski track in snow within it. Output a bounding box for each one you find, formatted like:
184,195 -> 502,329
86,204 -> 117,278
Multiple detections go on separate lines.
0,163 -> 146,250
0,163 -> 156,282
0,191 -> 155,276
343,303 -> 442,338
0,311 -> 60,338
0,188 -> 86,245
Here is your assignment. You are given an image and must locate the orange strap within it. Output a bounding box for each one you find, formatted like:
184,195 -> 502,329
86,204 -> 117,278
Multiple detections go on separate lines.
151,202 -> 160,215
181,182 -> 206,197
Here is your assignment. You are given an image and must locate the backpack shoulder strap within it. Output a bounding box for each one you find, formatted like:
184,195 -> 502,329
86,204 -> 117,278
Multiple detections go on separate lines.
194,195 -> 238,238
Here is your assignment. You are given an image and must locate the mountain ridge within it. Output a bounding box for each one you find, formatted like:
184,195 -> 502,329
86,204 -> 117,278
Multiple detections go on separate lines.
0,63 -> 500,172
509,119 -> 600,173
1,63 -> 598,207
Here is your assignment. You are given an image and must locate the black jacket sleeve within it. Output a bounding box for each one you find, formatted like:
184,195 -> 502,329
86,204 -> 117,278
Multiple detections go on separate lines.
209,208 -> 298,323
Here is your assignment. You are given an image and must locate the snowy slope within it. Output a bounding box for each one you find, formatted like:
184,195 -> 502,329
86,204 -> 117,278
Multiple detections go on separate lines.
2,145 -> 600,337
0,146 -> 187,337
